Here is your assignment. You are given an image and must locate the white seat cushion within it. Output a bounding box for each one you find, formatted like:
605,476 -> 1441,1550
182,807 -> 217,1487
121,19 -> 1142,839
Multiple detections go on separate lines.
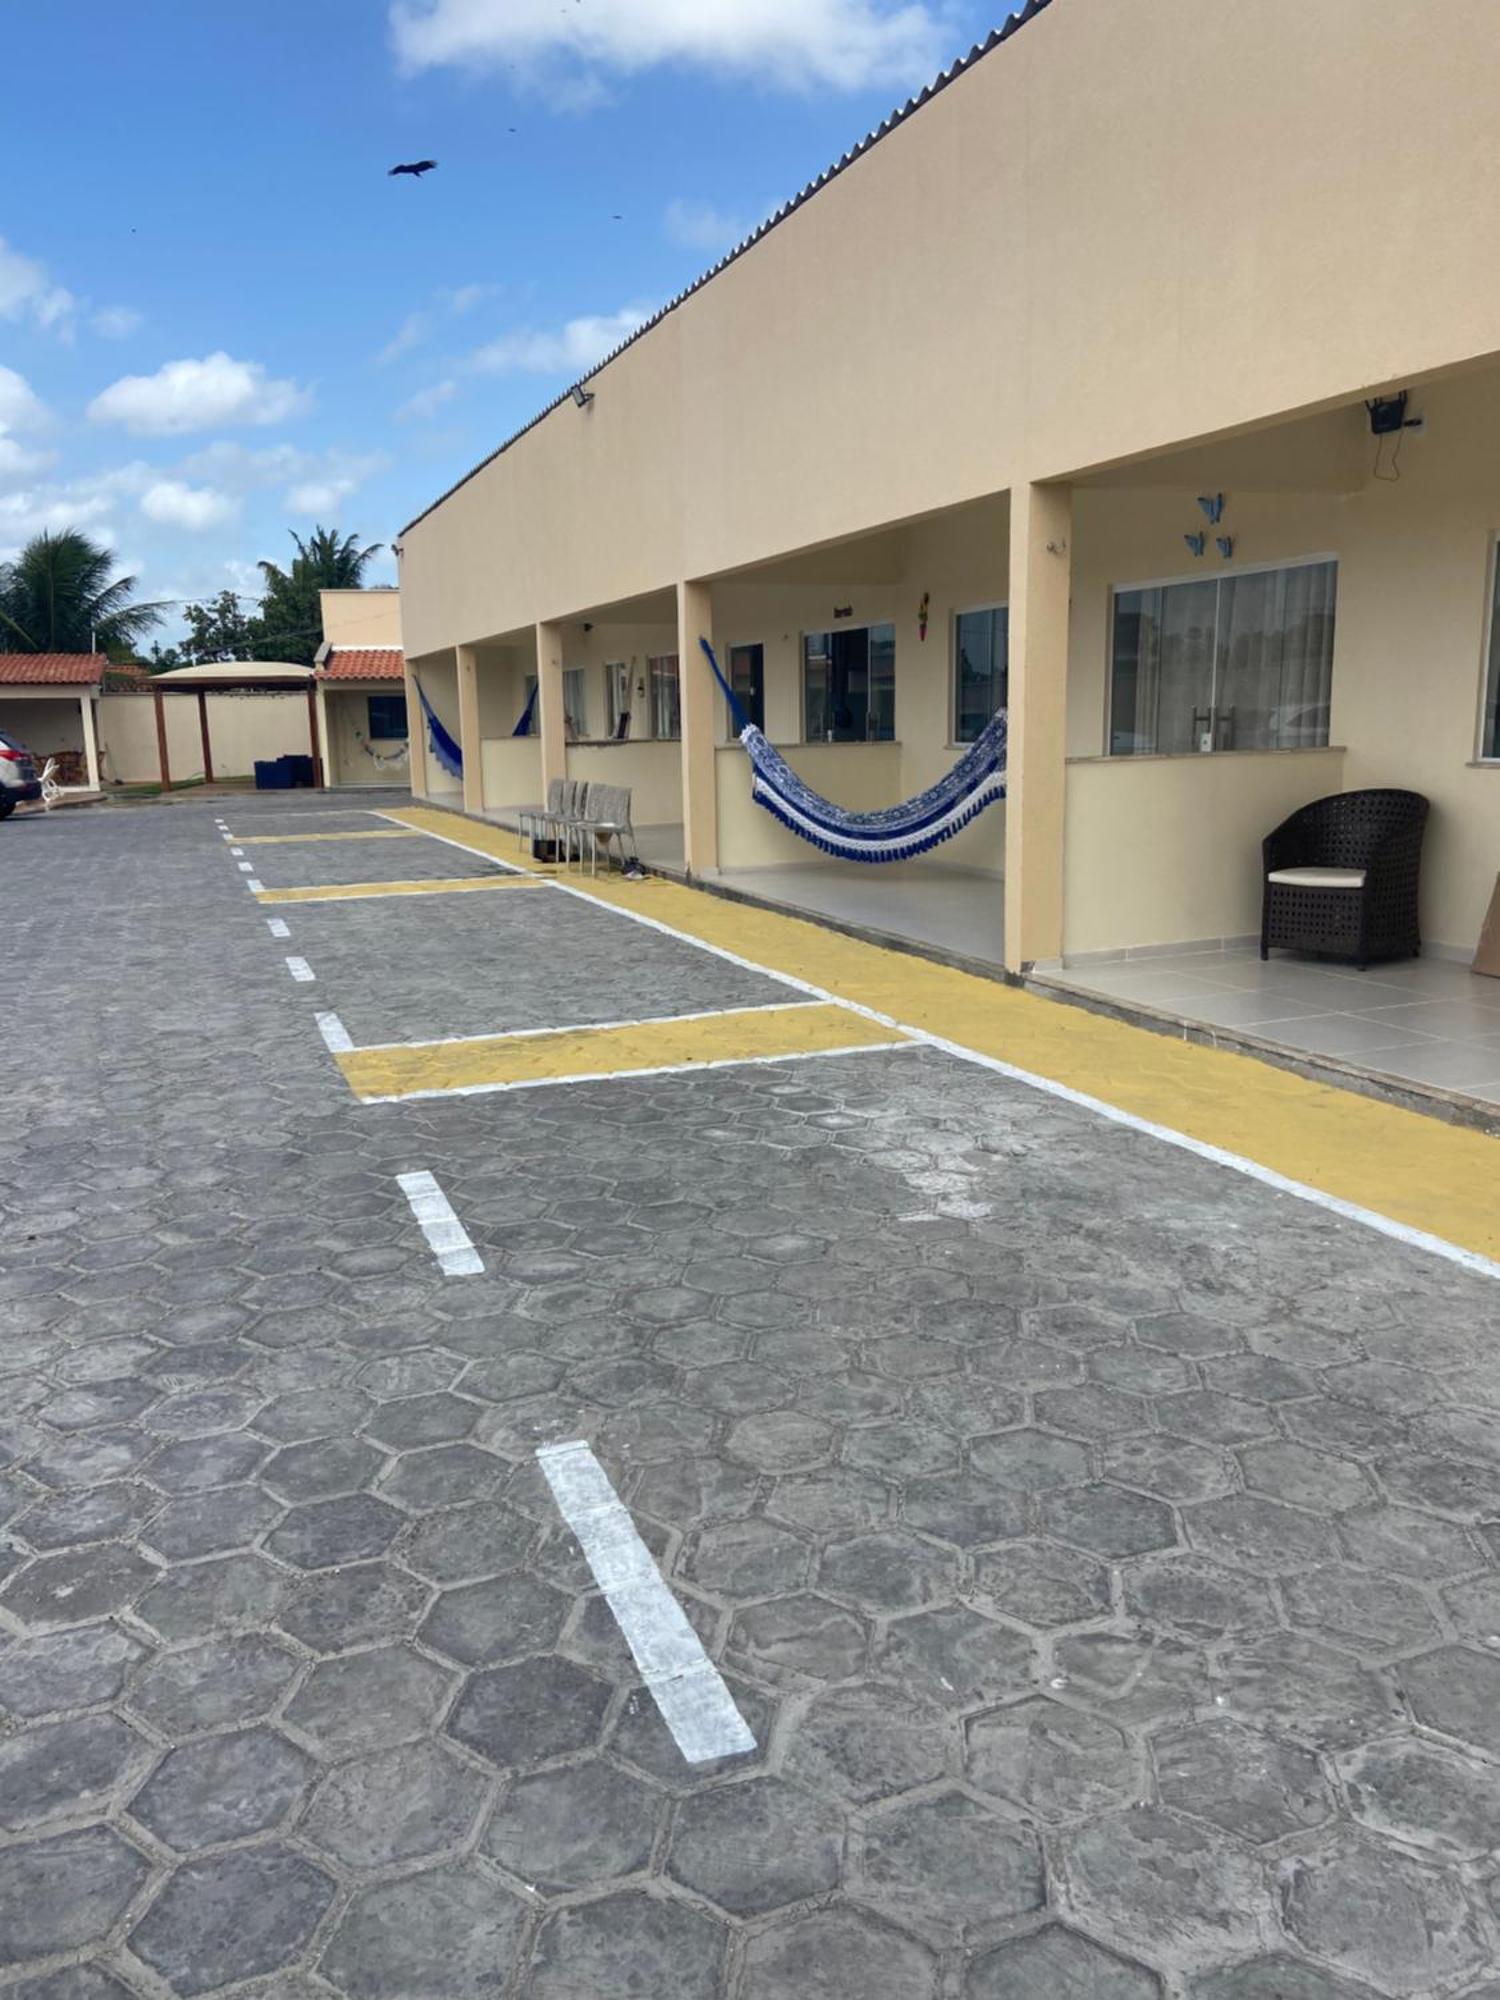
1267,866 -> 1367,890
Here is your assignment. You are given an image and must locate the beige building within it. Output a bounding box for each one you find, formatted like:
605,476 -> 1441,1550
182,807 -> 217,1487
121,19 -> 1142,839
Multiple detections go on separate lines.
396,0 -> 1500,989
314,588 -> 408,789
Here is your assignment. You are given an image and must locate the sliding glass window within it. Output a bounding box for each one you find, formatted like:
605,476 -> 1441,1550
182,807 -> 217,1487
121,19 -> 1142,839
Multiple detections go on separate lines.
1109,560 -> 1337,755
802,623 -> 896,742
954,607 -> 1009,742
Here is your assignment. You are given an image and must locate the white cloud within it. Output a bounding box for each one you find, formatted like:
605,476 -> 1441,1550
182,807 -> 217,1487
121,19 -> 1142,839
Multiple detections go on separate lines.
284,478 -> 360,516
0,488 -> 114,544
91,305 -> 144,339
389,0 -> 953,94
88,352 -> 312,436
397,379 -> 458,421
664,197 -> 753,254
0,437 -> 53,480
0,365 -> 49,437
140,480 -> 237,531
469,305 -> 649,377
0,238 -> 76,339
444,282 -> 494,314
377,312 -> 429,366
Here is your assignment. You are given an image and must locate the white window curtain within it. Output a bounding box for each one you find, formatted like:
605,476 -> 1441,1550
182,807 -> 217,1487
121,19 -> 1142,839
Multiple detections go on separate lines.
1111,561 -> 1336,754
649,654 -> 681,739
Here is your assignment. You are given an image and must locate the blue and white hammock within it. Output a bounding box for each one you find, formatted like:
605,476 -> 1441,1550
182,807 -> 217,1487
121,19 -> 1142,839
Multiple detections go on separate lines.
415,679 -> 463,781
700,639 -> 1007,864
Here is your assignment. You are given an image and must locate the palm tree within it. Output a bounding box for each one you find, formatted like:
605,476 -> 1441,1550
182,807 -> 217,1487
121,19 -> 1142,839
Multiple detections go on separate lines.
256,527 -> 384,664
0,529 -> 165,655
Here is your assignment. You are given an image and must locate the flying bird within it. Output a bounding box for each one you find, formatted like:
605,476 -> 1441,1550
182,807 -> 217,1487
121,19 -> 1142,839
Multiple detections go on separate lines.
389,160 -> 438,178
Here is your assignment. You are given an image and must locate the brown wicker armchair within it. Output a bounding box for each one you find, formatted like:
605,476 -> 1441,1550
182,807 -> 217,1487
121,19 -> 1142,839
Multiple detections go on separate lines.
1261,789 -> 1429,968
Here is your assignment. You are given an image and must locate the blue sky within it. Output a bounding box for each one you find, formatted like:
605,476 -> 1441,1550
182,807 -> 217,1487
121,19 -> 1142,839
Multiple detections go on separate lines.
1,0 -> 1004,645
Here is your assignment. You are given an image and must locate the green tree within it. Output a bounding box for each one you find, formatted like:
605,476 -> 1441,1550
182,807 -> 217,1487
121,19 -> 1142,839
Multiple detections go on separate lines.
255,527 -> 384,665
181,589 -> 267,662
0,529 -> 165,656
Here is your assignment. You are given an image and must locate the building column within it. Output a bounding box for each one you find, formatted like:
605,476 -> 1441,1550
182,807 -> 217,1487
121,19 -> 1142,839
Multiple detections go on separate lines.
197,690 -> 214,786
677,579 -> 718,874
79,694 -> 101,792
314,683 -> 332,789
535,622 -> 567,792
153,686 -> 172,791
456,644 -> 484,813
305,682 -> 325,789
404,663 -> 430,799
1003,481 -> 1072,973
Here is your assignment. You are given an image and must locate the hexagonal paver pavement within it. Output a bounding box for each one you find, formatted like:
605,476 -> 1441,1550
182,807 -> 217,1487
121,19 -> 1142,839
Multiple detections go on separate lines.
967,1924 -> 1163,1998
301,1739 -> 489,1868
1279,1828 -> 1488,1993
855,1789 -> 1044,1945
128,1845 -> 335,1994
741,1906 -> 937,2000
482,1756 -> 661,1892
12,797 -> 1500,1997
129,1725 -> 312,1850
667,1775 -> 844,1914
1056,1806 -> 1271,1972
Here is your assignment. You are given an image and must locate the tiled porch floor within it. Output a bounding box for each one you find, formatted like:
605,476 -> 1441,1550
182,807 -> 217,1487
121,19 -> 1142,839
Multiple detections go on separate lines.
1045,947 -> 1500,1106
712,862 -> 1005,965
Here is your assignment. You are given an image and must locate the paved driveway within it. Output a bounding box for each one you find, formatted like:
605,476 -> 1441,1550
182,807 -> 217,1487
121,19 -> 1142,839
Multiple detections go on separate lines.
5,792 -> 1500,1998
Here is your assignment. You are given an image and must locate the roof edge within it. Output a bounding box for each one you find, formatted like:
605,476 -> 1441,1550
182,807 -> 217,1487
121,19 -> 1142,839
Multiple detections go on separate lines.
398,0 -> 1053,538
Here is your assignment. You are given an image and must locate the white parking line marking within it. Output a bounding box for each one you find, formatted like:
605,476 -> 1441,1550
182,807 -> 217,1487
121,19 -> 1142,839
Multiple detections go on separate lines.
350,997 -> 828,1056
315,1011 -> 353,1054
285,957 -> 315,983
396,1170 -> 484,1277
536,1441 -> 756,1766
237,861 -> 254,872
230,846 -> 244,856
352,1039 -> 919,1105
267,918 -> 291,939
246,878 -> 265,893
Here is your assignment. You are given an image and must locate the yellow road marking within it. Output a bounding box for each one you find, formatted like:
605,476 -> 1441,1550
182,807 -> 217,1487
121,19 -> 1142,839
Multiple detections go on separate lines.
233,829 -> 424,845
337,1002 -> 906,1101
384,805 -> 1500,1262
255,875 -> 537,905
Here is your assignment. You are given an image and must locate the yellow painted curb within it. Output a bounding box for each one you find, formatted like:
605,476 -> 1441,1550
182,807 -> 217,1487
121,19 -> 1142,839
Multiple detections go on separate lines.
337,1002 -> 906,1101
386,805 -> 1500,1262
233,829 -> 424,845
255,875 -> 539,905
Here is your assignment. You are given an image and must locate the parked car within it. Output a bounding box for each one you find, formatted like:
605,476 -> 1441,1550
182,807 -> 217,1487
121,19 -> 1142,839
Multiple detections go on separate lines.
0,728 -> 42,817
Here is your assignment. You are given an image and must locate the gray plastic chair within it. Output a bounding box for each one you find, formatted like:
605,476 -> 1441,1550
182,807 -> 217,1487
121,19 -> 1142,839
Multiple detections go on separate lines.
518,777 -> 580,857
565,782 -> 638,874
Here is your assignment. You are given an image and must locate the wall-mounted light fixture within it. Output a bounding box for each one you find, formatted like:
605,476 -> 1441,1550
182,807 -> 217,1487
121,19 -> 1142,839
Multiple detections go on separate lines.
571,384 -> 595,410
1184,533 -> 1206,558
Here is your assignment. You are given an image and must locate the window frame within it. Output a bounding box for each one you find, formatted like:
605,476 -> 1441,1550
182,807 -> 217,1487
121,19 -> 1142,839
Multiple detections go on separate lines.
605,661 -> 631,739
1477,536 -> 1500,763
951,601 -> 1009,745
365,691 -> 409,740
1105,551 -> 1340,758
560,666 -> 590,739
726,641 -> 765,739
648,653 -> 681,741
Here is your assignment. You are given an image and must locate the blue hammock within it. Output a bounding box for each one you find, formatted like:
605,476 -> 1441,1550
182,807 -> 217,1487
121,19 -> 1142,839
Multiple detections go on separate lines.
699,639 -> 1007,864
415,679 -> 463,780
511,682 -> 539,738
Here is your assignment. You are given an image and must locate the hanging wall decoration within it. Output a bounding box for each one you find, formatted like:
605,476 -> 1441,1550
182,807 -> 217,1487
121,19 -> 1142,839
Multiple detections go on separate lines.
1184,533 -> 1206,558
918,591 -> 930,641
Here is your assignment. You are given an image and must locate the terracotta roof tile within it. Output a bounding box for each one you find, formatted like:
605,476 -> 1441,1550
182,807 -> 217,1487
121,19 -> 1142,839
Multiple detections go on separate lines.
319,648 -> 405,682
0,653 -> 109,685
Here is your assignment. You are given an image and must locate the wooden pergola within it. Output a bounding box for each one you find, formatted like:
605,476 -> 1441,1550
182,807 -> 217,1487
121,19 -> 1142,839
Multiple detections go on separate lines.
145,662 -> 323,790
